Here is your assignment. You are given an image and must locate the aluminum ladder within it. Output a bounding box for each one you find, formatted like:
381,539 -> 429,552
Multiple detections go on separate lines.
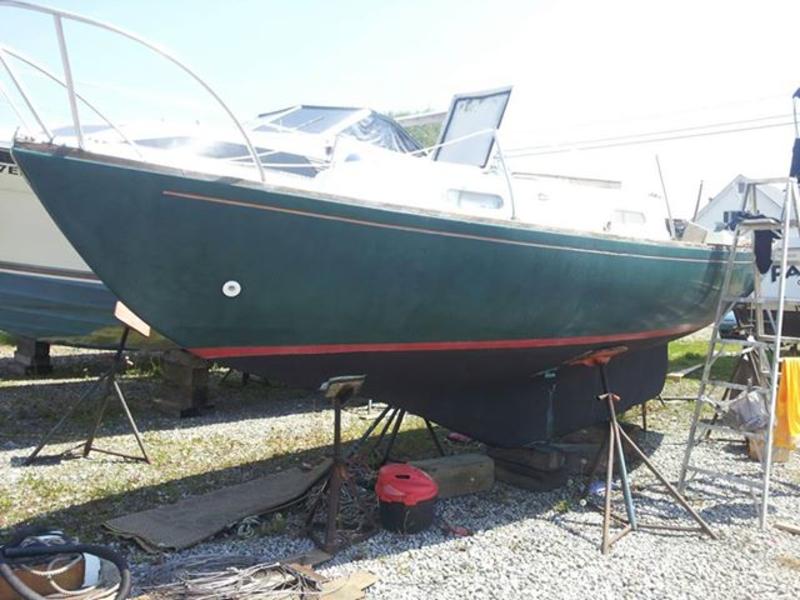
677,177 -> 800,529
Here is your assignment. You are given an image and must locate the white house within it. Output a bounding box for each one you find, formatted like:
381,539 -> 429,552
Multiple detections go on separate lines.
695,174 -> 800,304
695,174 -> 786,231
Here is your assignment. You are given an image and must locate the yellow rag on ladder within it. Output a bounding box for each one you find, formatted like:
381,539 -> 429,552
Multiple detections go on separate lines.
775,357 -> 800,449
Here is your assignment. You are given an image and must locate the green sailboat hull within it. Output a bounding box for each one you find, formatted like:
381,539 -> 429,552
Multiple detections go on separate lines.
13,142 -> 752,445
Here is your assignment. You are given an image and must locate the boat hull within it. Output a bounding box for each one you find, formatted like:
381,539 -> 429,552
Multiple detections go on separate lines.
0,263 -> 164,349
224,341 -> 668,445
12,143 -> 752,444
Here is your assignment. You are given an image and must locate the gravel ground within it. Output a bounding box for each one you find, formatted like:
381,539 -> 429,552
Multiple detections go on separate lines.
2,342 -> 800,599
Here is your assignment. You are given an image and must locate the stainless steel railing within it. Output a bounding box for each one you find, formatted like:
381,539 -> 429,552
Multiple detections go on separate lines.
0,0 -> 266,182
0,45 -> 140,155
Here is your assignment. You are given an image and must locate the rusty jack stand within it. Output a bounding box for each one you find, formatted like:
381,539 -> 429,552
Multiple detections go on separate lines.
25,327 -> 150,465
306,375 -> 375,553
345,405 -> 445,466
574,347 -> 717,554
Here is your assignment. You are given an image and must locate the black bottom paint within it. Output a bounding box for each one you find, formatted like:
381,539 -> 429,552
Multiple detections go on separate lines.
220,340 -> 668,447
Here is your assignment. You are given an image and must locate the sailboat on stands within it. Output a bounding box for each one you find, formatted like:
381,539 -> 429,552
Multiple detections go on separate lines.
6,2 -> 752,445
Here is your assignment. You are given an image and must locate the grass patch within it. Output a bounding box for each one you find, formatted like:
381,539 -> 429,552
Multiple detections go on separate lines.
668,340 -> 709,371
668,339 -> 737,381
0,383 -> 462,543
0,330 -> 15,345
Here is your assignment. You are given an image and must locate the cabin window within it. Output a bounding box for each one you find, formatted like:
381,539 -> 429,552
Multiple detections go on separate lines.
612,210 -> 646,225
447,189 -> 504,210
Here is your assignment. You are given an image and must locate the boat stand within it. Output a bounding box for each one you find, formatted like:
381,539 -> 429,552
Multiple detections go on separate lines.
346,404 -> 446,465
573,347 -> 716,554
219,367 -> 252,387
24,327 -> 150,465
306,376 -> 377,553
306,376 -> 447,552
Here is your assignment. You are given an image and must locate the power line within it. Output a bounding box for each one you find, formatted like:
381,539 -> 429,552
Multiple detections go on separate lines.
506,113 -> 791,155
506,119 -> 794,158
534,93 -> 791,134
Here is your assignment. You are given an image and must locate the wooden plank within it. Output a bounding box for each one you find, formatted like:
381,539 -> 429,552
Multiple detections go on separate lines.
157,349 -> 211,417
281,548 -> 333,586
411,453 -> 494,498
114,301 -> 151,337
280,548 -> 332,568
283,563 -> 328,585
667,362 -> 705,381
321,571 -> 378,599
775,521 -> 800,535
495,463 -> 568,492
487,445 -> 565,472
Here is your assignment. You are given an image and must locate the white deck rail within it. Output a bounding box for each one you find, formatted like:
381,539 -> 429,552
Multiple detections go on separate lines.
0,0 -> 266,182
0,45 -> 141,156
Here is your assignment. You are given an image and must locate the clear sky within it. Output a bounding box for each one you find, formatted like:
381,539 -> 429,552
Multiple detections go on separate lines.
1,0 -> 799,215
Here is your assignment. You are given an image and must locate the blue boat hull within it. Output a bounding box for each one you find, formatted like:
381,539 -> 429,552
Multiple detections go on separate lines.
0,262 -> 163,349
1,144 -> 166,350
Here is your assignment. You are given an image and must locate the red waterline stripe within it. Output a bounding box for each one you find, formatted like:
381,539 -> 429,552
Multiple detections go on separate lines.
191,323 -> 698,359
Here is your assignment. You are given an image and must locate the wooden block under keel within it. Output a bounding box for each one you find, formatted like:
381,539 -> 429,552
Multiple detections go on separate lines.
412,453 -> 494,498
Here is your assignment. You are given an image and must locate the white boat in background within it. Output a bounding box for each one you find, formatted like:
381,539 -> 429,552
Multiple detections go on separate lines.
0,139 -> 128,346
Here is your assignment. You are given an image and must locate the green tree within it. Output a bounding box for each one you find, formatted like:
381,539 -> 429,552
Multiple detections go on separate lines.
405,123 -> 441,149
389,110 -> 443,149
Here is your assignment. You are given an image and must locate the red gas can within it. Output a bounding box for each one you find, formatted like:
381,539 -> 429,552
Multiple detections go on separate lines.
375,464 -> 439,533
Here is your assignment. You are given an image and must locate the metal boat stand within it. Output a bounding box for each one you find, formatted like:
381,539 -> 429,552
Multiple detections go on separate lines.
345,404 -> 446,465
305,376 -> 376,553
219,368 -> 249,386
306,376 -> 447,552
24,327 -> 150,465
572,347 -> 716,554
